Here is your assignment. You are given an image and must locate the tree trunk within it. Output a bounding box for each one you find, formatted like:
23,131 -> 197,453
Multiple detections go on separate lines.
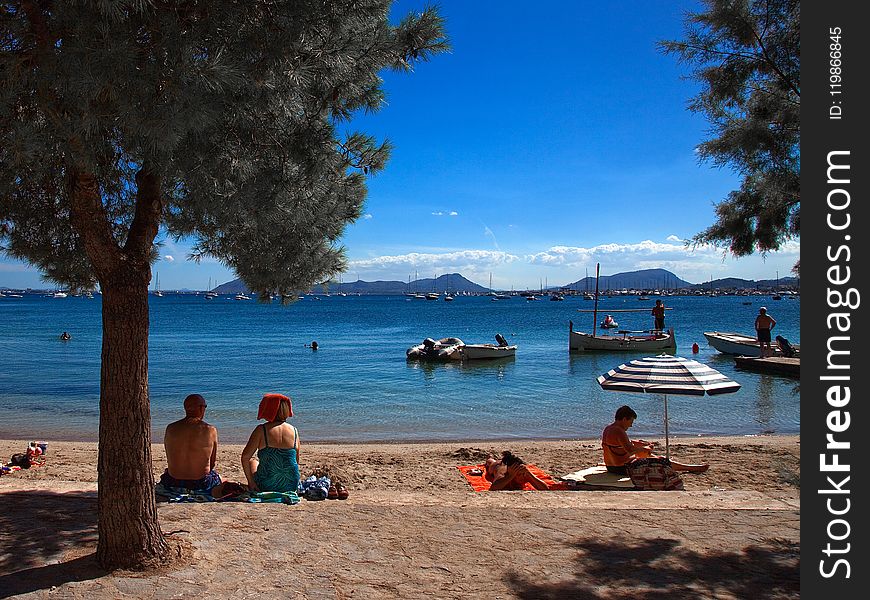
95,277 -> 170,569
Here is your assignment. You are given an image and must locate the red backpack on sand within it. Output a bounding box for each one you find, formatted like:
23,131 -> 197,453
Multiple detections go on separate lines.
627,458 -> 684,491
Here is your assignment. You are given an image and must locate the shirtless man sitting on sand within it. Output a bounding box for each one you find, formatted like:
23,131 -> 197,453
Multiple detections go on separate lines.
602,405 -> 709,475
161,393 -> 222,492
483,450 -> 550,490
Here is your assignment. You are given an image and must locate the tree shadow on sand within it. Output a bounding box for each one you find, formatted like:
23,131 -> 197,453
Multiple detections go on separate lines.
507,536 -> 799,599
0,490 -> 105,598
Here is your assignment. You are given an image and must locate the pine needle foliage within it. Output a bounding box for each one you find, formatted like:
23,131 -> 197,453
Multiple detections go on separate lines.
660,0 -> 799,265
1,0 -> 449,297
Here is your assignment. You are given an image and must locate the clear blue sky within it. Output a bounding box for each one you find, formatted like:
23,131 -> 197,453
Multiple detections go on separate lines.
0,1 -> 798,291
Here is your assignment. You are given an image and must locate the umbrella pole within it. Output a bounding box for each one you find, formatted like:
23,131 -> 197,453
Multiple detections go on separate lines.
664,394 -> 670,460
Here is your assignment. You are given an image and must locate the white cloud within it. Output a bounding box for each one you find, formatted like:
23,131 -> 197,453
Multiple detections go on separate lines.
666,235 -> 683,242
350,250 -> 519,270
527,240 -> 710,267
432,211 -> 444,216
163,255 -> 175,262
524,239 -> 800,284
432,210 -> 459,217
449,211 -> 458,216
349,250 -> 519,283
776,239 -> 801,254
363,213 -> 373,220
345,238 -> 800,286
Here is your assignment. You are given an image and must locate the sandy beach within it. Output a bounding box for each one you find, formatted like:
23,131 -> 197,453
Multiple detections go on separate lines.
0,435 -> 800,599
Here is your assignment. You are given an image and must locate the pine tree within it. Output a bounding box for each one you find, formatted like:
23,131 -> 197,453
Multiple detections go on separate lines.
660,0 -> 799,270
1,0 -> 447,569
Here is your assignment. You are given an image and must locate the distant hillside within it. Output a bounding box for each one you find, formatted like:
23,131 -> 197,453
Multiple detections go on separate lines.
212,279 -> 249,294
213,273 -> 490,295
687,276 -> 799,290
212,269 -> 798,295
565,269 -> 692,291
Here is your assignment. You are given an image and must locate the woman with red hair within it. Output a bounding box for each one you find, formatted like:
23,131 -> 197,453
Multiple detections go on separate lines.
241,393 -> 301,493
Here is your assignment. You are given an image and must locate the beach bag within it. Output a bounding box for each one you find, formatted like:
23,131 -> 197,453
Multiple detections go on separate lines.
10,453 -> 31,468
298,476 -> 331,500
626,458 -> 683,490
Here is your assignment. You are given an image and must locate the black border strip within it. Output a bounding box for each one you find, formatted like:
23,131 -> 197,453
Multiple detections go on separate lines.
801,1 -> 868,595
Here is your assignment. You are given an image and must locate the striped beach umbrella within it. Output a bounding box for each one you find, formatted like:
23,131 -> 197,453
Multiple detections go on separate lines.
597,355 -> 741,458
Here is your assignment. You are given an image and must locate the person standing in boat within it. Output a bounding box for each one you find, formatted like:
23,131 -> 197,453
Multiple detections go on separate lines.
651,299 -> 666,331
754,307 -> 777,357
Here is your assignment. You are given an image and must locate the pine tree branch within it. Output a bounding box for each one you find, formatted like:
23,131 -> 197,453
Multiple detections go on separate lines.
664,41 -> 762,64
19,0 -> 51,49
124,164 -> 163,262
742,5 -> 800,98
66,164 -> 123,279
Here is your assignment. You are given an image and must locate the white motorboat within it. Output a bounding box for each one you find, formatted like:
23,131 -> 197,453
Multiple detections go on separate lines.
234,293 -> 251,300
461,344 -> 516,360
406,337 -> 464,361
570,321 -> 676,352
703,331 -> 799,357
459,334 -> 516,360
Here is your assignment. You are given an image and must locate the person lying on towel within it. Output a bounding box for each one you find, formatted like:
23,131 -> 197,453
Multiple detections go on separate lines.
161,393 -> 222,492
602,405 -> 709,475
484,450 -> 550,490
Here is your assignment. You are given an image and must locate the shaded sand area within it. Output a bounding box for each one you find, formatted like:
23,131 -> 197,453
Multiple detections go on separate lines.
0,436 -> 800,599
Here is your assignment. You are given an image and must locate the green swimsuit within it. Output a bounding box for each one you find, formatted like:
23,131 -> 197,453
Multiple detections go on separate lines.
254,424 -> 300,493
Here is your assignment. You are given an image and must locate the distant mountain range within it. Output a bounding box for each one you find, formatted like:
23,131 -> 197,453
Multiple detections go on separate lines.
565,269 -> 692,292
212,273 -> 490,295
212,268 -> 798,295
689,276 -> 798,290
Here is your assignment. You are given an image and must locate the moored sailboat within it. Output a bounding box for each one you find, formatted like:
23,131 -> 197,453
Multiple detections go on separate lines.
568,263 -> 675,352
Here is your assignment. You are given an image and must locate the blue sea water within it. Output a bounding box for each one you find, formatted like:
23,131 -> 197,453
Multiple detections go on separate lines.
0,293 -> 800,443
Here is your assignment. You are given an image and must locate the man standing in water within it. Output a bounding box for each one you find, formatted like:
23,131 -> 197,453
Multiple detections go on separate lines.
161,393 -> 221,492
754,307 -> 777,357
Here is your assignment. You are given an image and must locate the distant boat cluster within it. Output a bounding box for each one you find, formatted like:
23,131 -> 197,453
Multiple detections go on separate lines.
0,287 -> 800,301
1,267 -> 799,301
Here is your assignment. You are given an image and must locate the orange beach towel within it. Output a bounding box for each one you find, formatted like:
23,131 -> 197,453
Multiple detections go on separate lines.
457,464 -> 569,491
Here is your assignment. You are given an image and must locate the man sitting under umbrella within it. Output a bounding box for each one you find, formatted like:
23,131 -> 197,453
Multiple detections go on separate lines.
603,405 -> 709,475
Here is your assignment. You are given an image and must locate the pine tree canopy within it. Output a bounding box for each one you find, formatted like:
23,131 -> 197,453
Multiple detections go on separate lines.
1,0 -> 449,296
660,0 -> 799,264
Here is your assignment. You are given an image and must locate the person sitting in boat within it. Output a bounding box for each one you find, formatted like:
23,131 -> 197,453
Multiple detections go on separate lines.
60,331 -> 71,341
241,393 -> 301,493
161,393 -> 222,493
601,315 -> 617,329
602,405 -> 709,475
775,335 -> 796,358
483,450 -> 550,491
